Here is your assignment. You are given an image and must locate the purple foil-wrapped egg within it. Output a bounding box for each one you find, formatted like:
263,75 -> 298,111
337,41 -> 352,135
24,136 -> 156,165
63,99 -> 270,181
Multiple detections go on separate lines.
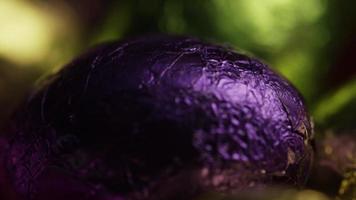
5,35 -> 313,200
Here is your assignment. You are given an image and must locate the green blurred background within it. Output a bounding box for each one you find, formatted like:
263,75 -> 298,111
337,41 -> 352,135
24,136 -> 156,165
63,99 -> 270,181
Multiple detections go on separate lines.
0,0 -> 355,199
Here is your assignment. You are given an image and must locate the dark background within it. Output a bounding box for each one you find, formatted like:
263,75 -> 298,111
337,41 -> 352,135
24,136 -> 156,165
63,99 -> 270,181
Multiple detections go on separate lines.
0,0 -> 355,199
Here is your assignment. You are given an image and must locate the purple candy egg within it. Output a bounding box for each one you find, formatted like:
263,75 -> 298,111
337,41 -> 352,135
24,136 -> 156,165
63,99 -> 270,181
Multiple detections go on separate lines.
5,35 -> 314,200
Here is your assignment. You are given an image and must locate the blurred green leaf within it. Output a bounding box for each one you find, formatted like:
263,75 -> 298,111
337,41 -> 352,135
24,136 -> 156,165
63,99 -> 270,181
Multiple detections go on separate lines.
313,79 -> 356,130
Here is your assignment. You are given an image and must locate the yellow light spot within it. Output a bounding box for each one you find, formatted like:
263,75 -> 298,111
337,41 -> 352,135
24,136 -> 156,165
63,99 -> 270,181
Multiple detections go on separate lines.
0,0 -> 60,65
324,146 -> 333,155
296,190 -> 330,200
338,171 -> 356,197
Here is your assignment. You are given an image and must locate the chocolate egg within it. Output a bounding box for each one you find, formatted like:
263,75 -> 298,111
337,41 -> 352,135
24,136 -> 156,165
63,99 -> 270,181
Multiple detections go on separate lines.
5,35 -> 314,200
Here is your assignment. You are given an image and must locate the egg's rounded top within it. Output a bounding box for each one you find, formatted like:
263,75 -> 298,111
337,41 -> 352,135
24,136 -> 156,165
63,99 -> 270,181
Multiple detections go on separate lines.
7,35 -> 313,200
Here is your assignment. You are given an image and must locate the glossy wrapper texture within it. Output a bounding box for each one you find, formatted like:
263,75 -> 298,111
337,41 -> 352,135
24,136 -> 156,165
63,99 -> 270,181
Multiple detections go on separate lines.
4,35 -> 313,200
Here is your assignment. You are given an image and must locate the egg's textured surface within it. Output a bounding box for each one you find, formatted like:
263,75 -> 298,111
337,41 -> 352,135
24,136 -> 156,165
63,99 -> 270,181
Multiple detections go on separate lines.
6,35 -> 313,200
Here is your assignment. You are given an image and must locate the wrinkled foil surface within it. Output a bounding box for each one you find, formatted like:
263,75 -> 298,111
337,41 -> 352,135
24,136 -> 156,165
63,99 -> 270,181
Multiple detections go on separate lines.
6,35 -> 313,200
